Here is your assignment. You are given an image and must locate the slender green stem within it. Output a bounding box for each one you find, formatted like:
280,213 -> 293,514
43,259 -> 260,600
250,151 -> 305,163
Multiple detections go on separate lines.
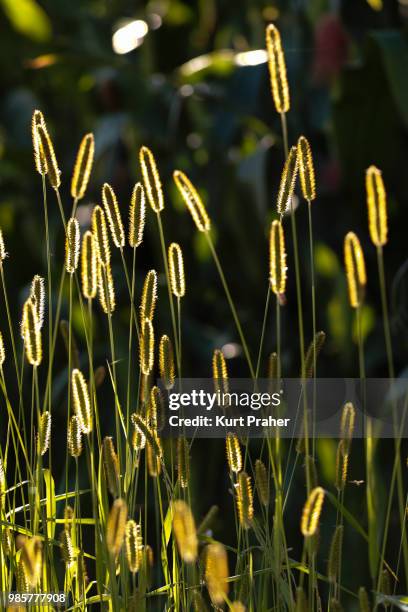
256,287 -> 271,379
307,201 -> 317,454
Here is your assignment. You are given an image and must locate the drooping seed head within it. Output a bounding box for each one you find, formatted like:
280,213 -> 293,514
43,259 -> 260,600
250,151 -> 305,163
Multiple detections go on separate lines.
168,242 -> 185,298
300,486 -> 325,537
255,459 -> 269,506
265,24 -> 290,114
147,439 -> 162,477
172,500 -> 198,563
65,217 -> 80,274
0,331 -> 5,366
102,183 -> 125,248
36,123 -> 61,189
0,228 -> 7,263
129,182 -> 146,248
132,414 -> 162,459
81,231 -> 97,299
140,317 -> 155,376
71,368 -> 92,434
31,110 -> 47,175
236,471 -> 254,529
304,331 -> 326,378
71,133 -> 94,200
366,165 -> 387,247
39,411 -> 51,456
212,348 -> 229,395
277,146 -> 298,214
269,219 -> 287,295
297,136 -> 316,202
148,385 -> 164,432
125,520 -> 143,573
139,146 -> 164,212
30,275 -> 45,330
344,232 -> 366,309
131,411 -> 147,452
140,269 -> 158,324
205,542 -> 229,605
328,525 -> 343,583
173,170 -> 211,232
97,262 -> 116,315
106,498 -> 128,557
340,402 -> 355,454
68,415 -> 83,457
59,529 -> 74,567
22,299 -> 42,366
103,436 -> 120,498
159,334 -> 175,390
226,432 -> 242,473
92,205 -> 110,266
20,537 -> 43,587
177,437 -> 190,489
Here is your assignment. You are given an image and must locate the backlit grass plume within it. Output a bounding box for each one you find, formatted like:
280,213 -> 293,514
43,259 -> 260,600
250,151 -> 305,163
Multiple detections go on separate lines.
277,146 -> 298,214
265,24 -> 290,114
60,529 -> 74,567
269,220 -> 287,295
36,123 -> 61,189
106,498 -> 128,557
335,440 -> 349,492
340,401 -> 355,453
81,231 -> 97,299
172,500 -> 198,563
31,110 -> 47,176
103,436 -> 120,498
102,183 -> 125,248
149,385 -> 164,432
304,331 -> 326,378
0,330 -> 5,366
140,269 -> 158,323
125,520 -> 143,573
297,136 -> 316,202
366,165 -> 387,247
71,133 -> 94,200
20,537 -> 43,587
159,334 -> 175,390
30,274 -> 45,329
140,317 -> 154,375
236,471 -> 254,529
131,412 -> 146,452
98,262 -> 116,314
255,459 -> 269,506
226,432 -> 242,473
344,232 -> 366,309
71,368 -> 92,434
22,298 -> 42,366
0,228 -> 6,262
328,525 -> 343,583
168,242 -> 185,298
92,205 -> 110,266
205,542 -> 229,605
213,348 -> 229,395
173,170 -> 211,232
129,182 -> 146,248
300,486 -> 325,537
39,410 -> 51,456
139,146 -> 164,212
68,415 -> 83,458
65,217 -> 80,274
177,437 -> 190,489
132,415 -> 162,459
147,440 -> 162,477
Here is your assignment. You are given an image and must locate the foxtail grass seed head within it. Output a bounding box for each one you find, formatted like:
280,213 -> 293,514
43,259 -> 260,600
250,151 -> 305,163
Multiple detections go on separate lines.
125,520 -> 143,573
68,415 -> 83,457
21,537 -> 43,587
81,231 -> 97,299
129,182 -> 146,248
0,456 -> 6,499
131,412 -> 146,451
255,459 -> 269,506
236,471 -> 254,529
297,136 -> 316,202
140,270 -> 158,324
71,133 -> 94,200
39,411 -> 51,456
132,414 -> 162,459
148,385 -> 164,432
92,205 -> 110,266
106,498 -> 128,557
30,275 -> 45,329
328,525 -> 343,583
0,228 -> 7,263
358,587 -> 370,612
103,436 -> 120,498
335,440 -> 349,491
2,527 -> 12,557
140,317 -> 155,376
173,170 -> 211,232
31,110 -> 47,175
277,146 -> 298,214
65,217 -> 80,274
139,146 -> 164,212
172,500 -> 198,563
71,368 -> 92,434
147,440 -> 162,477
64,505 -> 74,533
205,543 -> 229,605
168,242 -> 185,298
344,232 -> 367,309
97,262 -> 116,314
159,334 -> 175,390
177,437 -> 190,489
0,330 -> 5,366
340,401 -> 356,453
59,529 -> 74,567
304,331 -> 326,378
22,299 -> 42,366
269,220 -> 287,295
226,433 -> 242,473
366,165 -> 387,247
213,349 -> 229,395
17,557 -> 30,593
265,24 -> 290,114
300,486 -> 325,537
36,124 -> 61,189
295,587 -> 308,612
102,183 -> 125,248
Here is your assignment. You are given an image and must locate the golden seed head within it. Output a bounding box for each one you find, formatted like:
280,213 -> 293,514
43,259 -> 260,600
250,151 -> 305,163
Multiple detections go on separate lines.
71,133 -> 94,200
0,455 -> 6,497
39,410 -> 51,456
65,217 -> 80,274
205,542 -> 229,605
103,436 -> 120,498
177,437 -> 190,489
81,231 -> 97,299
344,232 -> 367,309
255,459 -> 269,506
97,261 -> 116,314
64,505 -> 74,533
297,136 -> 316,201
125,520 -> 143,573
106,498 -> 128,557
129,182 -> 146,248
277,145 -> 298,214
304,330 -> 326,378
236,471 -> 254,529
140,269 -> 158,324
139,146 -> 164,212
60,529 -> 75,567
0,229 -> 7,262
20,537 -> 43,587
131,412 -> 146,452
140,317 -> 155,376
265,24 -> 290,114
102,183 -> 125,248
22,299 -> 42,366
340,401 -> 355,453
269,219 -> 287,295
2,526 -> 13,557
300,486 -> 325,537
159,334 -> 175,390
168,242 -> 185,298
71,368 -> 92,434
0,330 -> 5,366
30,275 -> 45,330
17,557 -> 30,593
148,386 -> 164,432
132,414 -> 162,459
212,349 -> 229,395
335,441 -> 349,492
366,165 -> 387,247
172,500 -> 198,563
173,170 -> 211,232
92,205 -> 110,266
328,525 -> 343,583
36,123 -> 61,189
226,432 -> 242,473
32,110 -> 47,175
147,439 -> 162,477
68,415 -> 83,458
